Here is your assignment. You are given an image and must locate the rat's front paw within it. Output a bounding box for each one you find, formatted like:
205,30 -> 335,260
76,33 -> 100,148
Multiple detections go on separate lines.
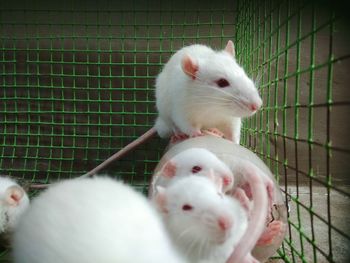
170,133 -> 190,143
189,129 -> 203,137
202,128 -> 225,138
256,220 -> 284,246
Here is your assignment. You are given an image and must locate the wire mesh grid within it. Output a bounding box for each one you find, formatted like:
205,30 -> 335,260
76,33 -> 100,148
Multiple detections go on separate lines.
236,0 -> 350,262
1,0 -> 350,262
0,0 -> 235,191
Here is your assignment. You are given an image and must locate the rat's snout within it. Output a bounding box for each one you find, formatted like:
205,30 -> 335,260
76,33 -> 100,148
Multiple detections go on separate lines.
217,215 -> 233,231
248,96 -> 262,112
222,175 -> 233,187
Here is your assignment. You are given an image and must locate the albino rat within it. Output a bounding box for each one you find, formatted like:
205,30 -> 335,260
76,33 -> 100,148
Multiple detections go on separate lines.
153,175 -> 248,263
150,136 -> 287,262
78,40 -> 262,178
155,40 -> 262,143
151,148 -> 234,194
13,177 -> 185,263
0,176 -> 29,234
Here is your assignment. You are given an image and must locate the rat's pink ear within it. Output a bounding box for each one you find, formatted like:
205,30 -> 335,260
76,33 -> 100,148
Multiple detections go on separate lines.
161,161 -> 177,178
155,186 -> 168,213
181,54 -> 199,80
5,185 -> 24,206
224,40 -> 235,58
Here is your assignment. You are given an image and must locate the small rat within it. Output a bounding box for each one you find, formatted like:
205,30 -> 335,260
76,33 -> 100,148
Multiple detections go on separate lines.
151,148 -> 234,194
153,175 -> 248,263
13,177 -> 185,263
0,176 -> 29,234
79,40 -> 262,178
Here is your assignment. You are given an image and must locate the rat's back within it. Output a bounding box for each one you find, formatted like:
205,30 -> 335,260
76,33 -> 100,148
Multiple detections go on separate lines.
13,177 -> 184,263
155,44 -> 215,137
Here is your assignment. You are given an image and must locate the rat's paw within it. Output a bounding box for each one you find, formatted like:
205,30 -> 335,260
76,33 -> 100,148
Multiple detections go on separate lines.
170,133 -> 190,143
232,188 -> 251,213
202,128 -> 225,138
189,129 -> 204,137
256,220 -> 284,246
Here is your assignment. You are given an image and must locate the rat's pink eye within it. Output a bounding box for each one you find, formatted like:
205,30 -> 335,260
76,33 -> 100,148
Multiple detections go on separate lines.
191,166 -> 202,173
182,204 -> 193,211
216,78 -> 230,88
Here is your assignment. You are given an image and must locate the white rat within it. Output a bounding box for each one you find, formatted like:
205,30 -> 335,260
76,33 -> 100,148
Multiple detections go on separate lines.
13,177 -> 185,263
155,40 -> 262,143
153,175 -> 248,263
151,148 -> 234,194
0,176 -> 29,234
78,41 -> 262,178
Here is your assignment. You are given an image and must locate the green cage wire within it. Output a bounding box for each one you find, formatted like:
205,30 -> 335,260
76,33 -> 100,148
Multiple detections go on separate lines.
1,0 -> 349,262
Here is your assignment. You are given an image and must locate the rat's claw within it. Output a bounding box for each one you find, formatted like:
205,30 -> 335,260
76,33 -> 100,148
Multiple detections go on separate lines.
170,133 -> 190,143
202,128 -> 225,138
189,130 -> 203,137
256,220 -> 285,246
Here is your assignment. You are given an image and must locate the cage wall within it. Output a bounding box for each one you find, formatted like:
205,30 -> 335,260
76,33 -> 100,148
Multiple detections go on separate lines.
236,1 -> 350,262
1,0 -> 235,191
1,0 -> 350,262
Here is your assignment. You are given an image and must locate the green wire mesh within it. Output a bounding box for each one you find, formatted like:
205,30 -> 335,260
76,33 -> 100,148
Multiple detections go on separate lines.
1,0 -> 350,262
237,0 -> 350,262
0,0 -> 235,191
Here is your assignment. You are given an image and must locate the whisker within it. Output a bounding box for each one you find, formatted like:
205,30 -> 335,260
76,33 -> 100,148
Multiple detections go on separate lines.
194,90 -> 243,104
189,95 -> 235,102
181,72 -> 251,111
176,226 -> 196,243
194,84 -> 246,105
184,99 -> 232,106
187,99 -> 247,111
185,238 -> 197,258
202,237 -> 210,259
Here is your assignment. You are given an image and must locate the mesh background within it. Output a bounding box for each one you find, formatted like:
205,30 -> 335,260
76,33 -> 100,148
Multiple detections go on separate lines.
1,0 -> 350,262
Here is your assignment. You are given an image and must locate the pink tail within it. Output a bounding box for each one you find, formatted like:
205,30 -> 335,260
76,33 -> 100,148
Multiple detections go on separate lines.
226,165 -> 268,263
81,127 -> 157,178
30,127 -> 158,189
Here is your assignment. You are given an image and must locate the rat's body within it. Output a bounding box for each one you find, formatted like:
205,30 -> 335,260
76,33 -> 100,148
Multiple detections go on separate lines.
13,177 -> 185,263
153,175 -> 248,263
151,148 -> 234,194
72,41 -> 262,179
155,41 -> 261,142
0,176 -> 29,234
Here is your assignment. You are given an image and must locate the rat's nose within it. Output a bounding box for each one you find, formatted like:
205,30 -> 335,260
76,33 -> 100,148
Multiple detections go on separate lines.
250,103 -> 258,111
218,216 -> 232,231
249,99 -> 262,112
222,175 -> 232,186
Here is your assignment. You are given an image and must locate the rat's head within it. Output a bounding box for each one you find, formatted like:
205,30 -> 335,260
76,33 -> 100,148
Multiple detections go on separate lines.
154,176 -> 237,246
159,148 -> 233,192
0,178 -> 29,231
182,40 -> 262,117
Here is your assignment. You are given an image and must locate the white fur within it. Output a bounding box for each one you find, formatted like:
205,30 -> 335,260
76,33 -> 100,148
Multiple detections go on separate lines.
13,177 -> 185,263
155,43 -> 262,143
152,148 -> 234,193
155,176 -> 248,263
0,176 -> 29,233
